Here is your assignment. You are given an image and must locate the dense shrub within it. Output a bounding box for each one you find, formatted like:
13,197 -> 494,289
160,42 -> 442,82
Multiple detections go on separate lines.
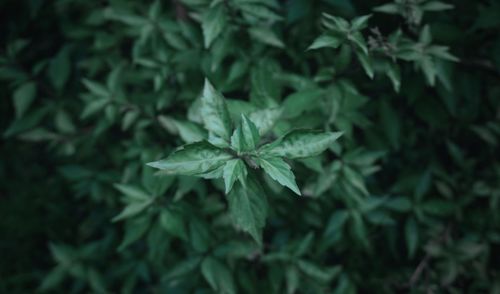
1,0 -> 500,293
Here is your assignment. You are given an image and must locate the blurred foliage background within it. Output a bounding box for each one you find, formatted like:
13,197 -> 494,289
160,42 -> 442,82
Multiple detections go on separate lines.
1,0 -> 500,293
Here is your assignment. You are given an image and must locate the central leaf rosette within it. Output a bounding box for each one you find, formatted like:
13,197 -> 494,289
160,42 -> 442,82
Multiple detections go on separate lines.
147,79 -> 342,244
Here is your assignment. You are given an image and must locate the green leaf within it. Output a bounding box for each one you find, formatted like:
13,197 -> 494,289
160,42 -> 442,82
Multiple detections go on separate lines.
422,1 -> 453,11
385,62 -> 401,92
419,25 -> 432,44
258,156 -> 301,195
428,46 -> 459,62
201,257 -> 236,294
239,3 -> 283,22
285,266 -> 299,294
324,210 -> 349,237
202,4 -> 227,48
294,232 -> 315,257
54,110 -> 76,134
201,79 -> 233,142
373,3 -> 399,14
39,265 -> 66,291
297,260 -> 340,283
13,82 -> 37,118
189,218 -> 212,252
82,79 -> 109,97
351,212 -> 370,250
158,115 -> 207,143
250,61 -> 281,107
159,209 -> 187,240
114,184 -> 151,202
282,88 -> 324,118
147,141 -> 232,176
355,51 -> 374,79
405,217 -> 418,258
223,159 -> 247,194
81,99 -> 109,119
121,110 -> 140,131
118,216 -> 151,250
227,179 -> 268,244
379,100 -> 400,149
164,256 -> 202,281
231,114 -> 260,152
348,32 -> 368,55
385,197 -> 412,212
307,34 -> 342,50
4,107 -> 49,138
259,130 -> 342,159
48,48 -> 70,90
249,26 -> 285,48
421,199 -> 454,216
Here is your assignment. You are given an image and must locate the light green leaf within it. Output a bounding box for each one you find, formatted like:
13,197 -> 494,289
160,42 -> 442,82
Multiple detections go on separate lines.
227,179 -> 268,244
248,107 -> 282,135
223,159 -> 247,194
307,34 -> 342,50
259,130 -> 342,159
322,13 -> 350,31
201,257 -> 236,294
201,79 -> 233,141
350,14 -> 371,31
13,82 -> 37,118
231,114 -> 260,152
147,141 -> 232,176
258,156 -> 300,195
202,4 -> 227,48
112,200 -> 152,222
